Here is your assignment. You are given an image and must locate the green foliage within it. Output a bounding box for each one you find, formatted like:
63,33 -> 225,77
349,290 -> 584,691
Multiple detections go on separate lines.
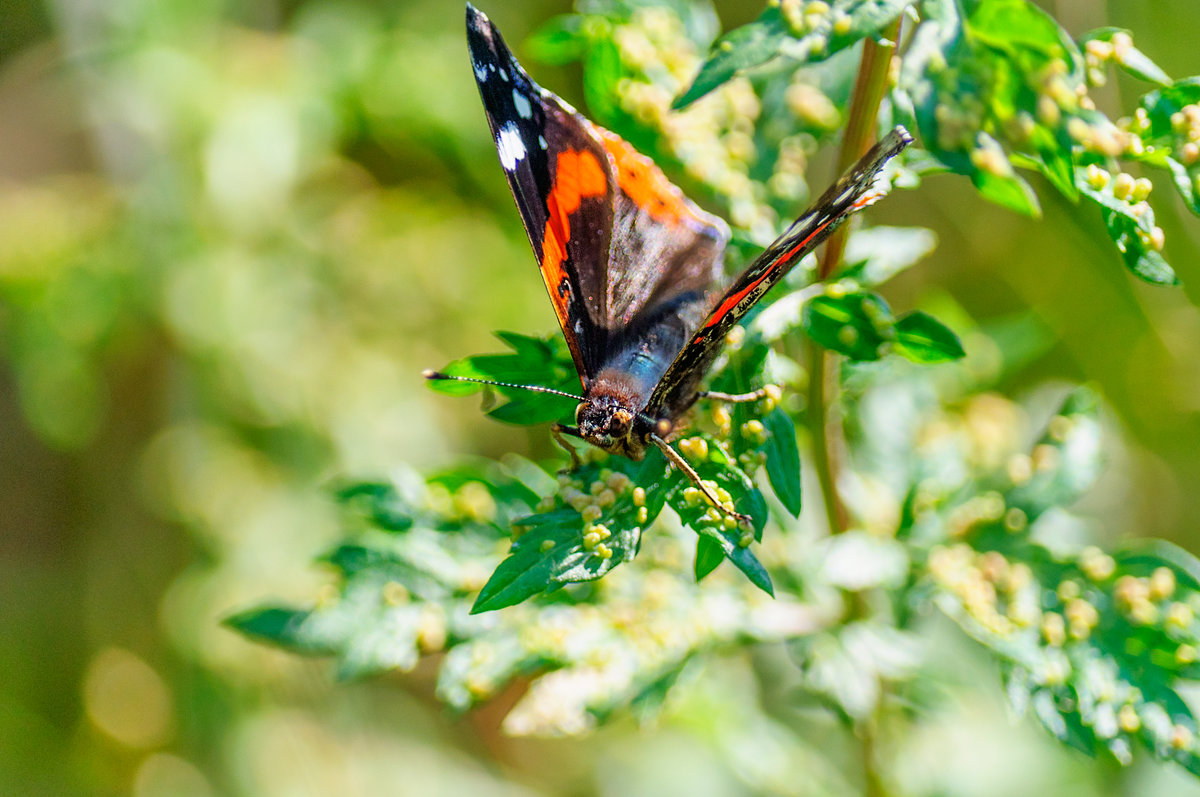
674,0 -> 912,108
801,289 -> 964,363
472,452 -> 669,612
221,0 -> 1200,787
434,327 -> 801,607
893,310 -> 967,362
1135,79 -> 1200,216
427,332 -> 580,424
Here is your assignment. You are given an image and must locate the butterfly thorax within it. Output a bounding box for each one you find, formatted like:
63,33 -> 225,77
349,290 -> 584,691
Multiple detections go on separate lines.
574,306 -> 699,458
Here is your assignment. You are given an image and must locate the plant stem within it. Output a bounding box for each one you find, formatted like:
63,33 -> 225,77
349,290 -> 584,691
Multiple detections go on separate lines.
807,21 -> 901,536
859,712 -> 888,797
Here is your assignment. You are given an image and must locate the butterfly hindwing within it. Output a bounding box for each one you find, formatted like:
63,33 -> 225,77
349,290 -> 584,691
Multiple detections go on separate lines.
467,4 -> 615,386
646,128 -> 913,417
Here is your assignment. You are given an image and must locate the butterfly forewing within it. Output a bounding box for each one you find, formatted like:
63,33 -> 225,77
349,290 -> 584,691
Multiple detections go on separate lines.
645,128 -> 913,417
467,4 -> 615,385
467,4 -> 734,392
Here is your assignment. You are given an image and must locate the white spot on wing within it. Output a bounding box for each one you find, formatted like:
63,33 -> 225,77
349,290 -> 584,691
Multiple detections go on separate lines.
473,60 -> 488,82
496,125 -> 526,171
499,68 -> 509,81
538,135 -> 548,150
513,89 -> 532,119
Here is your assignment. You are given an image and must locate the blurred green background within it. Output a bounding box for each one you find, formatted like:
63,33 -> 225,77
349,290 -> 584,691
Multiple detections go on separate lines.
3,0 -> 1200,795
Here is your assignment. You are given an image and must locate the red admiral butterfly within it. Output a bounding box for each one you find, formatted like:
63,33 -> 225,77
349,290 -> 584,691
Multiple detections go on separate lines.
426,4 -> 911,523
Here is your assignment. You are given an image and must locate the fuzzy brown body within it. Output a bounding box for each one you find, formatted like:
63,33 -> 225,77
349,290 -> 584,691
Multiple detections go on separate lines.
574,290 -> 710,459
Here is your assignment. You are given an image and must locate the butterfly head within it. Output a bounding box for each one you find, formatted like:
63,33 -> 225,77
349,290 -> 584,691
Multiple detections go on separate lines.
575,397 -> 637,453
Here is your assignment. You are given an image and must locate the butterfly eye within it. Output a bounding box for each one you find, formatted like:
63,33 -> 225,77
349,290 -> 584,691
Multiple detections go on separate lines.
575,403 -> 586,424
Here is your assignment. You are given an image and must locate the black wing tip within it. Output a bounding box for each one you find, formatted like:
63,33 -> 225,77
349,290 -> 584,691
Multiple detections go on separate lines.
465,2 -> 524,86
465,3 -> 500,54
878,125 -> 914,158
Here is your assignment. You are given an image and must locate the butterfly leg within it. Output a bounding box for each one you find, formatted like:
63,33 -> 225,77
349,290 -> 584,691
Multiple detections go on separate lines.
551,423 -> 585,469
696,384 -> 781,404
649,434 -> 752,526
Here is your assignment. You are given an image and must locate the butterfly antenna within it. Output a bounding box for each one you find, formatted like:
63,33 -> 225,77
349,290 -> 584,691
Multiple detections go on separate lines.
422,370 -> 585,403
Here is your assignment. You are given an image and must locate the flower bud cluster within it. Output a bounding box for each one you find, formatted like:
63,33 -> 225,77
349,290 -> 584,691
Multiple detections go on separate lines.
609,7 -> 844,241
1083,32 -> 1139,88
930,544 -> 1041,637
610,8 -> 779,239
1082,164 -> 1164,250
551,466 -> 645,560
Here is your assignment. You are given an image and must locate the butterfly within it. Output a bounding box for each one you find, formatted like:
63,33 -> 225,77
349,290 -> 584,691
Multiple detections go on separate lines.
426,3 -> 911,523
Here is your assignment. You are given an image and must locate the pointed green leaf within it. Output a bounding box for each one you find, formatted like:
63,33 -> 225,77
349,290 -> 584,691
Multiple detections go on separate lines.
225,607 -> 330,654
893,311 -> 965,363
673,8 -> 788,109
1139,78 -> 1200,218
694,534 -> 725,581
762,409 -> 802,516
471,451 -> 669,612
665,441 -> 772,593
524,14 -> 586,65
1077,177 -> 1178,285
697,526 -> 774,596
675,0 -> 913,108
1081,28 -> 1171,86
971,167 -> 1042,217
802,291 -> 895,360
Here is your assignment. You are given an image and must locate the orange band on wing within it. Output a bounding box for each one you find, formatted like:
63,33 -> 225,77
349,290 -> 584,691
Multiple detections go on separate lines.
540,148 -> 608,326
599,130 -> 692,224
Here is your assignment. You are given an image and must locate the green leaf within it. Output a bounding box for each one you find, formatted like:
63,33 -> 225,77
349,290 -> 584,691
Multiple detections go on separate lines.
666,447 -> 773,595
893,310 -> 966,363
471,451 -> 669,613
1139,78 -> 1200,217
971,166 -> 1042,217
1165,157 -> 1200,217
524,14 -> 586,65
935,531 -> 1200,774
968,0 -> 1074,57
777,0 -> 913,66
802,291 -> 895,360
674,0 -> 912,108
841,225 -> 938,286
336,481 -> 415,531
1081,28 -> 1171,86
694,534 -> 725,581
697,525 -> 774,596
1077,178 -> 1179,286
673,7 -> 789,109
762,409 -> 802,516
224,607 -> 329,654
426,332 -> 581,425
583,35 -> 623,122
470,519 -> 631,613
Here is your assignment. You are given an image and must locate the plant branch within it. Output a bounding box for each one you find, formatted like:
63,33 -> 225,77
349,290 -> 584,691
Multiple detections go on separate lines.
807,21 -> 902,537
860,711 -> 887,797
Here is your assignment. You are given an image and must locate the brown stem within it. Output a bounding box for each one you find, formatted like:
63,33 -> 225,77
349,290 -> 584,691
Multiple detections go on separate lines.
807,20 -> 902,537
